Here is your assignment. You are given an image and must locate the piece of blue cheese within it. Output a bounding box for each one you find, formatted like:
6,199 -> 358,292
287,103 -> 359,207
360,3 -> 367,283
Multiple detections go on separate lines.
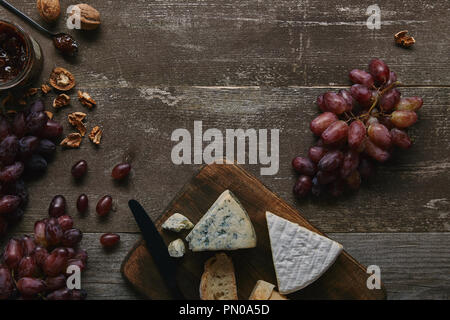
168,239 -> 185,258
186,190 -> 257,251
162,213 -> 194,232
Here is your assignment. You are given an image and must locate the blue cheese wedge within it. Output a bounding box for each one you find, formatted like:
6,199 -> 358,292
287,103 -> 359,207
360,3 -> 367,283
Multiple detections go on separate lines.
168,239 -> 185,258
266,211 -> 343,294
162,213 -> 194,232
186,190 -> 257,251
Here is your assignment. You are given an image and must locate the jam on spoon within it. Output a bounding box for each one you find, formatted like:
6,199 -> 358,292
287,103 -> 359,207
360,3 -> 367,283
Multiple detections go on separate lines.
52,33 -> 79,57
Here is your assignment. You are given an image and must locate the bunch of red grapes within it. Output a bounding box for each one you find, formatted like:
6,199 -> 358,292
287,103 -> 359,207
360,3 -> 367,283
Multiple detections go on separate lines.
0,99 -> 62,236
292,59 -> 423,198
0,206 -> 87,300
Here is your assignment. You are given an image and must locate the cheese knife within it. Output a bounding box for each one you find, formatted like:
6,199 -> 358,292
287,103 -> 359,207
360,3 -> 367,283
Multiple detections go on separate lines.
128,200 -> 185,300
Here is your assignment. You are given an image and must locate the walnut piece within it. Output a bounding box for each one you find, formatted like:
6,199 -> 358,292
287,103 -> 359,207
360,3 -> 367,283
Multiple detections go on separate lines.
68,112 -> 87,136
37,0 -> 61,23
78,91 -> 96,108
50,67 -> 76,91
394,30 -> 415,48
89,126 -> 102,145
69,4 -> 101,30
53,94 -> 71,108
41,84 -> 52,94
60,133 -> 82,148
45,111 -> 54,119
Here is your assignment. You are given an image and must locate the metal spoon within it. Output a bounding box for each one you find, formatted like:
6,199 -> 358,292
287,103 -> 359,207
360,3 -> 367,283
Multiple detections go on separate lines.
0,0 -> 79,56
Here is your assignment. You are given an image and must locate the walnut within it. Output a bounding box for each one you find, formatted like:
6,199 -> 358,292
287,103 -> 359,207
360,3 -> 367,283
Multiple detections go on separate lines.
50,67 -> 76,91
36,0 -> 61,23
60,133 -> 82,148
78,91 -> 96,108
41,84 -> 52,94
69,4 -> 101,31
53,94 -> 70,108
68,112 -> 87,136
394,30 -> 415,48
89,126 -> 102,145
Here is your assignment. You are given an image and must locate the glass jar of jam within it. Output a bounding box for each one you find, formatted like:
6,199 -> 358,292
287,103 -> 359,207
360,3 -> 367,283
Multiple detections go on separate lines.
0,20 -> 43,91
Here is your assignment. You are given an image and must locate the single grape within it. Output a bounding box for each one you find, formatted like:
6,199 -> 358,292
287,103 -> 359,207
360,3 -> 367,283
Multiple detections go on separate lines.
368,123 -> 392,150
66,247 -> 76,259
310,112 -> 338,136
36,139 -> 56,158
45,218 -> 63,247
26,111 -> 48,135
391,128 -> 412,149
338,89 -> 354,112
0,195 -> 21,215
43,248 -> 68,277
96,195 -> 113,217
379,89 -> 401,112
0,266 -> 14,299
395,97 -> 423,111
48,195 -> 67,218
323,92 -> 347,115
34,220 -> 48,247
32,246 -> 49,267
0,135 -> 19,165
66,259 -> 86,272
321,120 -> 348,145
57,215 -> 74,231
316,94 -> 327,112
0,162 -> 24,182
39,119 -> 63,139
340,150 -> 360,178
308,146 -> 327,163
349,69 -> 375,87
46,288 -> 71,300
17,277 -> 46,296
348,120 -> 366,150
18,256 -> 39,278
18,136 -> 40,160
45,275 -> 66,292
391,111 -> 418,128
365,116 -> 379,126
3,238 -> 23,270
71,160 -> 88,179
29,99 -> 45,113
21,235 -> 36,256
61,229 -> 83,247
77,194 -> 89,214
350,84 -> 372,108
293,175 -> 312,198
318,150 -> 344,172
364,140 -> 391,162
385,71 -> 397,87
292,157 -> 316,176
112,163 -> 132,180
100,233 -> 121,248
369,59 -> 390,84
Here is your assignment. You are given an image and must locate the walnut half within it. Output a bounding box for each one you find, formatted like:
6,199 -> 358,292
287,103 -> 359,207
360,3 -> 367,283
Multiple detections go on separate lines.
89,126 -> 102,145
50,67 -> 76,91
78,91 -> 96,108
68,112 -> 87,136
394,30 -> 415,48
60,133 -> 82,148
53,94 -> 71,108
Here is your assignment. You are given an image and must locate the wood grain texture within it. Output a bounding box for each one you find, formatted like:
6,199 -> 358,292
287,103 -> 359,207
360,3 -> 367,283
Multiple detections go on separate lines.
0,0 -> 448,300
121,164 -> 387,300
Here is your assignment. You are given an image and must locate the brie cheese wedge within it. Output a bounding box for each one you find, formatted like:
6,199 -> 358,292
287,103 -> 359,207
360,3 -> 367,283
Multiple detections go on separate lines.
266,211 -> 343,294
162,213 -> 194,232
186,190 -> 257,251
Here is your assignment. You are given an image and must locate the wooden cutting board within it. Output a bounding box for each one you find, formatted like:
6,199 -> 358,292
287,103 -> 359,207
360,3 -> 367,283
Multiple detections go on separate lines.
121,163 -> 386,300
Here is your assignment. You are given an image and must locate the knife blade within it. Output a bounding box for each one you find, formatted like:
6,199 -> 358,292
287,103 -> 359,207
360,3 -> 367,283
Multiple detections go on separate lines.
128,200 -> 184,300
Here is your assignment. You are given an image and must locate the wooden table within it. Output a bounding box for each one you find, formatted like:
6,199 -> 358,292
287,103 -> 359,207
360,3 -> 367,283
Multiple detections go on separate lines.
1,0 -> 449,300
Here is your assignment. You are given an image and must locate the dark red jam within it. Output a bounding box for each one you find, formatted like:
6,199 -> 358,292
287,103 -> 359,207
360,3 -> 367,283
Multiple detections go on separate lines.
0,23 -> 27,83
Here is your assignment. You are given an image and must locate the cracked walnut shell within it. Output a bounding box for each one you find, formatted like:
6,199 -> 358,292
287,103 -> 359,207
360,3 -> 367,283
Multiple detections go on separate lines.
60,133 -> 83,148
89,126 -> 102,145
53,94 -> 70,108
78,91 -> 96,108
69,4 -> 101,31
37,0 -> 61,23
50,67 -> 76,91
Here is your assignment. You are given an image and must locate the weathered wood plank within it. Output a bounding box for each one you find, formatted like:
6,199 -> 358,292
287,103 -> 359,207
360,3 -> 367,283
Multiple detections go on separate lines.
0,0 -> 449,87
7,86 -> 448,233
4,233 -> 447,300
